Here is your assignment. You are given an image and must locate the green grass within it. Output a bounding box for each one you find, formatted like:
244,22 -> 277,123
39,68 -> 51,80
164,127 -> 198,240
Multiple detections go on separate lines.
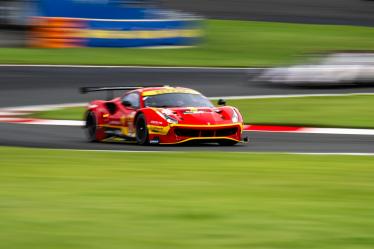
1,146 -> 374,249
33,106 -> 86,121
31,94 -> 374,128
2,20 -> 374,66
231,95 -> 374,128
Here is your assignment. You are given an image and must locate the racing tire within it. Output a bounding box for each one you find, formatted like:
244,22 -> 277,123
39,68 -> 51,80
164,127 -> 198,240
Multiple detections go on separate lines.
218,140 -> 238,146
135,114 -> 149,145
85,111 -> 106,142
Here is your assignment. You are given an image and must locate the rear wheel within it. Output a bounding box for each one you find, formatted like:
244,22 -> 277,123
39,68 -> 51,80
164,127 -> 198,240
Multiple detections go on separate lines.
135,114 -> 149,145
85,112 -> 106,142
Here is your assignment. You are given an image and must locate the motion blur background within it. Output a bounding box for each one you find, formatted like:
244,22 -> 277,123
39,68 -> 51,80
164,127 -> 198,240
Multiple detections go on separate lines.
2,1 -> 374,249
1,0 -> 374,79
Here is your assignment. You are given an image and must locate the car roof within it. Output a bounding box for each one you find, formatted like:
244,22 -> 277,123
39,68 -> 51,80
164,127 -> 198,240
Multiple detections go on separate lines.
129,86 -> 202,96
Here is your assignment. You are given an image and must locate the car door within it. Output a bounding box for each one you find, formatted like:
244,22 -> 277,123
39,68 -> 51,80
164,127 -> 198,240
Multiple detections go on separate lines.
118,92 -> 140,137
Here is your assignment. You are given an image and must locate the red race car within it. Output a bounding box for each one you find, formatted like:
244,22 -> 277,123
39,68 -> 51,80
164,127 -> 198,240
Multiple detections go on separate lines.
80,86 -> 246,145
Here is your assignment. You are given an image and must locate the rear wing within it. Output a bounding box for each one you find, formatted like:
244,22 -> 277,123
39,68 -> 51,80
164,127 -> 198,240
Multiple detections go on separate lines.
79,86 -> 144,94
79,85 -> 167,99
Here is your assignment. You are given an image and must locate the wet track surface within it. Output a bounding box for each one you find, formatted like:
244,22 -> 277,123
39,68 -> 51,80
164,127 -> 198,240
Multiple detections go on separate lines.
0,66 -> 373,153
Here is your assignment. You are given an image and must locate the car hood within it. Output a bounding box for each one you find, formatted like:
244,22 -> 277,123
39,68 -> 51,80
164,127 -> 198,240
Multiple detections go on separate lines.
156,107 -> 236,125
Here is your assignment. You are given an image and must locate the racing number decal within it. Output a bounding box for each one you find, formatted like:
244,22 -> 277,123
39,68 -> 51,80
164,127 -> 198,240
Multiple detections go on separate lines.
127,113 -> 136,135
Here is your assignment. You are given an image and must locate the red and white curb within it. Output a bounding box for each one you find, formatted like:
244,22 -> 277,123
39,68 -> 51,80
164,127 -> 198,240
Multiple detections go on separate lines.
245,125 -> 374,136
2,100 -> 374,136
1,117 -> 374,136
0,103 -> 85,126
0,117 -> 84,126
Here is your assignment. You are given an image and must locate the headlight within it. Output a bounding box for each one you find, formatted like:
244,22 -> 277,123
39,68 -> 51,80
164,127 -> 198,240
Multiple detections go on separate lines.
232,109 -> 239,123
161,113 -> 178,124
165,115 -> 178,124
156,110 -> 179,124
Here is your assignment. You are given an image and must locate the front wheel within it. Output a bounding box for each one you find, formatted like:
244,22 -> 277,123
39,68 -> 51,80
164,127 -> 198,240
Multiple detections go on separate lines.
135,114 -> 149,145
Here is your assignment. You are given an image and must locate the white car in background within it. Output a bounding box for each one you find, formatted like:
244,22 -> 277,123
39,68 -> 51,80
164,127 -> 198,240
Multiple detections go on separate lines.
256,53 -> 374,86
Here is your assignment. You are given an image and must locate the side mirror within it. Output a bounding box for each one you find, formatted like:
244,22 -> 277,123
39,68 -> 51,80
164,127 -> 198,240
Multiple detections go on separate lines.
122,100 -> 132,107
217,99 -> 226,106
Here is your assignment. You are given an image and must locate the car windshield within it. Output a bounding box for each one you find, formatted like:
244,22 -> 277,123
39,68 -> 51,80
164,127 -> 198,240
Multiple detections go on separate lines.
143,93 -> 214,108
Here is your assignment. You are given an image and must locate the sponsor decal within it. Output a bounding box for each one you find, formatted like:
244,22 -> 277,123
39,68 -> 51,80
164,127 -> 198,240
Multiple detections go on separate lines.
150,120 -> 163,125
161,109 -> 174,115
149,138 -> 160,144
184,108 -> 206,114
108,120 -> 121,125
142,88 -> 200,96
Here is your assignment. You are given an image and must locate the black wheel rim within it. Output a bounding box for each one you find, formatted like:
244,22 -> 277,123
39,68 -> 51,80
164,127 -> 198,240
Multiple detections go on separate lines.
136,118 -> 147,143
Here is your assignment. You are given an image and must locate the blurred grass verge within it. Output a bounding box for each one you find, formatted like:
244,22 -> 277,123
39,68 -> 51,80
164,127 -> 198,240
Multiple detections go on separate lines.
1,146 -> 374,249
31,95 -> 374,128
1,20 -> 374,67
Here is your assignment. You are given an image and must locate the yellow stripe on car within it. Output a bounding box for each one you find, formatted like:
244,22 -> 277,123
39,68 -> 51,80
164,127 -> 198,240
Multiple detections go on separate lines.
160,137 -> 241,145
147,125 -> 170,135
142,88 -> 200,96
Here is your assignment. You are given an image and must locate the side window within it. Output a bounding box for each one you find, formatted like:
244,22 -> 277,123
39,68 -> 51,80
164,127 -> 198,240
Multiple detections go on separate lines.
122,93 -> 140,109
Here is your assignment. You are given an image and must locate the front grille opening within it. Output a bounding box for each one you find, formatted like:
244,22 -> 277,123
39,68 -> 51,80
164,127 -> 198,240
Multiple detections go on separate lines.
175,127 -> 238,138
216,128 -> 238,137
175,128 -> 200,137
201,130 -> 214,137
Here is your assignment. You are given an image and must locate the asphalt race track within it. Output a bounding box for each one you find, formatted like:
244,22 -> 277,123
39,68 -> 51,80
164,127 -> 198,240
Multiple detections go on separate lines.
2,66 -> 374,107
0,66 -> 374,153
1,122 -> 374,153
163,0 -> 374,26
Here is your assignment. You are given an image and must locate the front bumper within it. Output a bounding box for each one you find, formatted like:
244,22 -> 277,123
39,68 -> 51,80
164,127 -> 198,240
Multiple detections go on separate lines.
147,123 -> 244,145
